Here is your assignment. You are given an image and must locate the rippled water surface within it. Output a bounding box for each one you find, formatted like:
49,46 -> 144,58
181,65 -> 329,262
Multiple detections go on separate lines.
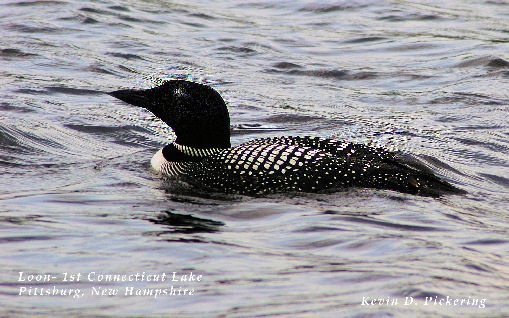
1,0 -> 508,317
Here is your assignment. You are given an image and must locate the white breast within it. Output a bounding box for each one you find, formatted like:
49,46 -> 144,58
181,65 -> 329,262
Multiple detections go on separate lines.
150,148 -> 167,172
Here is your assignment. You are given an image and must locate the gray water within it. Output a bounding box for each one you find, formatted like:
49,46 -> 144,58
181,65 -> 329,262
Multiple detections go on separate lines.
1,0 -> 508,317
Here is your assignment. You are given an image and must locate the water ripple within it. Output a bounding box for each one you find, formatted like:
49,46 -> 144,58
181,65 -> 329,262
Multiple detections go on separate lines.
1,0 -> 508,317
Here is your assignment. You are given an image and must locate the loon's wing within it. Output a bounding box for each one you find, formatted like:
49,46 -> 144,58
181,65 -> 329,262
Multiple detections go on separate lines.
243,136 -> 450,180
269,135 -> 465,196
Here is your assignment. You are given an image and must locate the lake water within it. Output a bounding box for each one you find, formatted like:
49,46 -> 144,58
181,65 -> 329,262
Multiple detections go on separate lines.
1,0 -> 508,317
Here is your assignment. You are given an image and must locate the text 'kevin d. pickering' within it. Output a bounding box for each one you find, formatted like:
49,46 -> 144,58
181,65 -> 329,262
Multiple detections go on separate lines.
361,296 -> 486,309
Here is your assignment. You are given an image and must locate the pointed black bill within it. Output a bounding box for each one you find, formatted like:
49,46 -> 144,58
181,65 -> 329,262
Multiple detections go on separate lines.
108,88 -> 152,108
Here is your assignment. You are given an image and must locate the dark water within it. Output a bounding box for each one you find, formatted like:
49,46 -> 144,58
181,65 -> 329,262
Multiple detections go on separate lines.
1,0 -> 508,317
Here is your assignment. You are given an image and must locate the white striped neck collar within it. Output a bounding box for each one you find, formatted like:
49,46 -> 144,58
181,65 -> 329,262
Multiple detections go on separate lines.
172,142 -> 226,157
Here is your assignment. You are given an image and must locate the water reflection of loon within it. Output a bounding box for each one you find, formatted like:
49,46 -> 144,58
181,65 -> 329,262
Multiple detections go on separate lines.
110,80 -> 465,197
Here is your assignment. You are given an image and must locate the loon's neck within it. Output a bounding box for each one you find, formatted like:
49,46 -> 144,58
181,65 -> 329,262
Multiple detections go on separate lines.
151,142 -> 227,174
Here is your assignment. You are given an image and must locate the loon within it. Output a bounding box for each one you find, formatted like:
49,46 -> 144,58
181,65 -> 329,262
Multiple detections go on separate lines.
109,80 -> 465,197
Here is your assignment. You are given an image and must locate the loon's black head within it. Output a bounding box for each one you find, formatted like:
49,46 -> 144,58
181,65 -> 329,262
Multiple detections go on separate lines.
109,80 -> 231,148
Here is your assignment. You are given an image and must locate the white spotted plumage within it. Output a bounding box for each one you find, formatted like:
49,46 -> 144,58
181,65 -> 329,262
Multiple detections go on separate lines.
152,136 -> 374,194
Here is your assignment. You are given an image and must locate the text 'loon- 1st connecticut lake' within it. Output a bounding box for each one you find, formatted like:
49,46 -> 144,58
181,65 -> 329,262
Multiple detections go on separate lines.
18,271 -> 202,299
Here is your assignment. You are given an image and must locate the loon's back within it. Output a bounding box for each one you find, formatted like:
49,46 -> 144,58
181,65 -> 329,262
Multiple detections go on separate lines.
109,80 -> 465,197
154,136 -> 464,197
